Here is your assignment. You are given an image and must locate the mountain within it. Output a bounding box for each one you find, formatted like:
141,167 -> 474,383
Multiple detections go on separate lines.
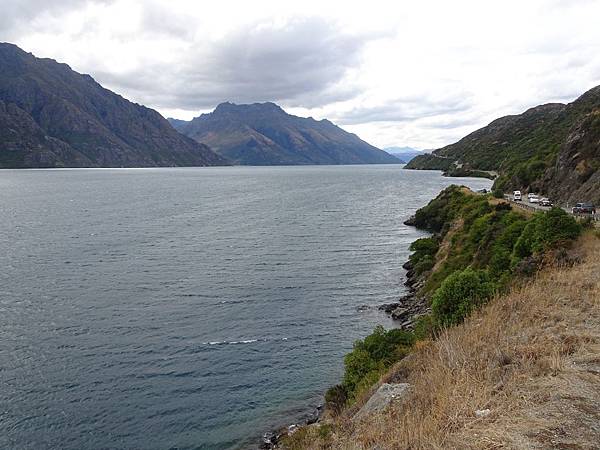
406,85 -> 600,203
170,102 -> 400,165
0,43 -> 226,168
384,146 -> 425,163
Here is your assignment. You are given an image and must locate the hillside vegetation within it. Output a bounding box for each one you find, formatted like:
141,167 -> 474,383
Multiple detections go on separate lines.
285,232 -> 600,449
406,85 -> 600,204
282,187 -> 595,449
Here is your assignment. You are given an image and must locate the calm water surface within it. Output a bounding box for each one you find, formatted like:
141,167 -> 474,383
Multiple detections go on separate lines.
0,166 -> 491,449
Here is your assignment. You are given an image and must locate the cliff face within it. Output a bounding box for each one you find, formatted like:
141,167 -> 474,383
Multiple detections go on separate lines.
0,43 -> 227,168
406,85 -> 600,203
539,109 -> 600,205
171,102 -> 400,165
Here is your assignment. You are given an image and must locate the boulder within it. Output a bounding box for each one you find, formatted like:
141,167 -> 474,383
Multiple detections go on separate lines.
353,383 -> 410,421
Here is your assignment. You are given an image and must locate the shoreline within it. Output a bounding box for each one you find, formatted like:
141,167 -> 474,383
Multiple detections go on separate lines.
259,404 -> 323,449
258,213 -> 427,449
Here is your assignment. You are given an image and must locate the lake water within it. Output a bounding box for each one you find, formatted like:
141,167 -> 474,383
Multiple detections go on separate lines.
0,165 -> 491,449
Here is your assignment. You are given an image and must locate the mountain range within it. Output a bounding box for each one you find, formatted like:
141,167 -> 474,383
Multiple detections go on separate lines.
406,85 -> 600,204
383,146 -> 426,163
169,102 -> 400,165
0,43 -> 227,168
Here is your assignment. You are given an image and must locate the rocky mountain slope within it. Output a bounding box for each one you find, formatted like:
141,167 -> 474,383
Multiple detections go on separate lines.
0,43 -> 226,168
406,85 -> 600,204
170,102 -> 399,165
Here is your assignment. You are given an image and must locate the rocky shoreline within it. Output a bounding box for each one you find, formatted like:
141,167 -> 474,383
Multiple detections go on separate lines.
258,214 -> 428,448
378,215 -> 431,329
259,404 -> 323,449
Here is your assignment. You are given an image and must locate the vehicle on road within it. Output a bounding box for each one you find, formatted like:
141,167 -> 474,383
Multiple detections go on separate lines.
527,192 -> 537,199
572,203 -> 596,214
529,195 -> 540,204
540,198 -> 553,207
513,190 -> 522,201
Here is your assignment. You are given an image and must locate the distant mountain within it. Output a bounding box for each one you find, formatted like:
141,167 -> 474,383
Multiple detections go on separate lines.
384,146 -> 425,163
0,43 -> 226,168
170,102 -> 400,165
406,85 -> 600,204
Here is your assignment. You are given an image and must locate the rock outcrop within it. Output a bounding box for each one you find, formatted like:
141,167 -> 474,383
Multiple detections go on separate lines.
352,383 -> 411,422
539,109 -> 600,205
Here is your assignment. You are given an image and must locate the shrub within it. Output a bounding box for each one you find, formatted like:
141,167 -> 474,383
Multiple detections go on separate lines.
409,237 -> 439,258
324,384 -> 348,415
513,208 -> 581,258
413,314 -> 436,340
431,268 -> 496,326
409,237 -> 439,275
492,188 -> 504,199
342,326 -> 415,400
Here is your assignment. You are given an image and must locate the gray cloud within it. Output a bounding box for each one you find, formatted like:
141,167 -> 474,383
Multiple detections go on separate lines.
91,16 -> 379,111
0,0 -> 113,38
337,92 -> 475,125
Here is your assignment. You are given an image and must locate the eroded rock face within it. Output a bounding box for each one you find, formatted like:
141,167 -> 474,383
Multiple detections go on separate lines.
353,383 -> 410,422
541,110 -> 600,205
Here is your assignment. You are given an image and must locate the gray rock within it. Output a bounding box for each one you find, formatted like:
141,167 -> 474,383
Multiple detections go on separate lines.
353,383 -> 410,421
474,409 -> 491,418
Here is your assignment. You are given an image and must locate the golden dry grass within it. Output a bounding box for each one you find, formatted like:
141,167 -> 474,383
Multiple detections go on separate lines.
285,232 -> 600,449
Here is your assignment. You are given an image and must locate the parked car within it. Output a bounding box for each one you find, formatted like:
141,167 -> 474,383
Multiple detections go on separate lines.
529,195 -> 540,204
513,190 -> 522,201
572,203 -> 596,214
527,192 -> 537,199
540,198 -> 553,207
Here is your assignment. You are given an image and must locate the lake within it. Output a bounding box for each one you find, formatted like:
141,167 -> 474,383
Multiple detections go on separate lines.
0,165 -> 491,449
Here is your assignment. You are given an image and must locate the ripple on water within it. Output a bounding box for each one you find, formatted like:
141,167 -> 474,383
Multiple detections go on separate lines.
0,166 -> 492,450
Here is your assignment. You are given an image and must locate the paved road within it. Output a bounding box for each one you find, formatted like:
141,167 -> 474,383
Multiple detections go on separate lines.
503,194 -> 599,222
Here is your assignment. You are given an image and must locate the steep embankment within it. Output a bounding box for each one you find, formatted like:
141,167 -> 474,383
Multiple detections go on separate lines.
286,232 -> 600,449
406,85 -> 600,204
0,42 -> 226,168
282,187 -> 598,449
170,102 -> 400,166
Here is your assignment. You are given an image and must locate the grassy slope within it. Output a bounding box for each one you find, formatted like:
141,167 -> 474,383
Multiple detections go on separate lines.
284,232 -> 600,449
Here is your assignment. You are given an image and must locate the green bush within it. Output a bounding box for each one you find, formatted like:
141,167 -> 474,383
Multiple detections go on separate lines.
409,237 -> 439,275
513,208 -> 581,258
342,325 -> 414,400
413,313 -> 436,340
431,268 -> 496,326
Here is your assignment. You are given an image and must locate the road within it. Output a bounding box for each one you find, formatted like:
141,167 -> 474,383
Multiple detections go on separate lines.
503,194 -> 599,222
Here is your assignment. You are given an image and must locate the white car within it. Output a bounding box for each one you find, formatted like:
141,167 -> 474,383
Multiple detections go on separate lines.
513,190 -> 522,201
529,195 -> 540,204
527,192 -> 537,199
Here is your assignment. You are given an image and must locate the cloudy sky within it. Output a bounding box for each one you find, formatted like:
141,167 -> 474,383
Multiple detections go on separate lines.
3,0 -> 600,149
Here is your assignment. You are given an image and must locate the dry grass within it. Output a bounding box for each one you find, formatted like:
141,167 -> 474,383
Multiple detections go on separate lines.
284,232 -> 600,449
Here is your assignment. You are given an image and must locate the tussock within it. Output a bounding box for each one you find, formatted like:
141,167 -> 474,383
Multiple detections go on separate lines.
285,233 -> 600,449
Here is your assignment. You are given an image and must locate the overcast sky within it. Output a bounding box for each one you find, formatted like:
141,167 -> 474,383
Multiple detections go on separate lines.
2,0 -> 600,149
